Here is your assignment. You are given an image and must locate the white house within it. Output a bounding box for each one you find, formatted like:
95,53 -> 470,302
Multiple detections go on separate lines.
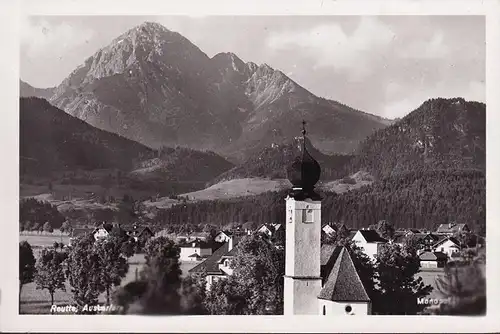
189,236 -> 240,290
214,230 -> 233,243
322,224 -> 336,238
432,237 -> 461,258
179,240 -> 213,262
92,223 -> 113,242
419,251 -> 447,269
351,230 -> 388,262
255,223 -> 283,238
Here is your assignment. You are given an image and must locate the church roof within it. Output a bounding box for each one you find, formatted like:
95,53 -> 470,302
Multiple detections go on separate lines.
286,121 -> 321,201
318,246 -> 371,302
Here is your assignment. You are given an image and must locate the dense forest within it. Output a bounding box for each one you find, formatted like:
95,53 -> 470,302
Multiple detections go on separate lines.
153,169 -> 485,235
344,98 -> 485,178
212,136 -> 352,184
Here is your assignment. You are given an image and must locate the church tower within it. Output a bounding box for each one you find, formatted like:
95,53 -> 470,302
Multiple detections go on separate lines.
284,121 -> 322,315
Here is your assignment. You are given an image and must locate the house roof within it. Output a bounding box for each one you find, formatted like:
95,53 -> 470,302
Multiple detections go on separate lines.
318,246 -> 371,302
419,251 -> 448,261
179,239 -> 211,249
436,223 -> 468,233
356,230 -> 388,243
433,236 -> 461,248
188,253 -> 202,258
189,237 -> 242,275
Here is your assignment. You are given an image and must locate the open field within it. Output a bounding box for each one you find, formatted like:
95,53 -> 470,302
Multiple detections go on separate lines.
20,232 -> 70,249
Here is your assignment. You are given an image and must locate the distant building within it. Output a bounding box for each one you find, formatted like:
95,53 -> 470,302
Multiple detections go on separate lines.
321,224 -> 336,238
214,230 -> 233,243
129,225 -> 154,245
435,223 -> 470,235
432,237 -> 461,258
179,239 -> 213,262
255,223 -> 284,239
419,251 -> 447,269
351,230 -> 388,262
92,223 -> 113,242
189,235 -> 241,288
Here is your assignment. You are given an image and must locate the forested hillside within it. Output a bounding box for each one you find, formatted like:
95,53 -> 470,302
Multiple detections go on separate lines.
345,98 -> 485,178
152,169 -> 485,235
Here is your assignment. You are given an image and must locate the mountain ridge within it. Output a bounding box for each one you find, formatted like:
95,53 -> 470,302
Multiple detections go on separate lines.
46,21 -> 390,162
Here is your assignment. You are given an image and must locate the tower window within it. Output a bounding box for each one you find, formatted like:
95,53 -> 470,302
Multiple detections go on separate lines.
345,305 -> 352,314
323,305 -> 326,315
303,209 -> 314,223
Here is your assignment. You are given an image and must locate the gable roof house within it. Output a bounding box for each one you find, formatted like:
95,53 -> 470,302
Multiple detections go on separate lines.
419,251 -> 448,269
318,245 -> 371,315
435,223 -> 470,235
322,223 -> 337,238
432,237 -> 462,258
351,230 -> 388,262
188,235 -> 242,289
179,239 -> 213,262
214,230 -> 233,243
92,223 -> 113,242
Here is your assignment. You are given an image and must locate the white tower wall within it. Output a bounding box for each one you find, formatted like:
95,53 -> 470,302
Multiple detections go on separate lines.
284,196 -> 322,315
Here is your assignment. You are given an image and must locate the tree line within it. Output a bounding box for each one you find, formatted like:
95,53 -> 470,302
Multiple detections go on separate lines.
152,169 -> 485,235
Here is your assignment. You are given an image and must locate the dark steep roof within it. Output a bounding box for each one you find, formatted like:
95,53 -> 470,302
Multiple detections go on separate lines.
318,246 -> 370,302
358,230 -> 388,243
189,236 -> 243,275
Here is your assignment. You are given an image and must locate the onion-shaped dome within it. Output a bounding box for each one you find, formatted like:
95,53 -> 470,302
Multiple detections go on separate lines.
286,121 -> 322,200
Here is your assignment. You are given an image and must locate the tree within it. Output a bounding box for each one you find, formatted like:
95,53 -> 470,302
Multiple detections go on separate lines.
66,236 -> 104,312
179,274 -> 207,314
32,222 -> 40,233
402,233 -> 422,255
203,234 -> 285,315
131,237 -> 182,314
431,249 -> 485,315
60,221 -> 71,234
34,247 -> 67,306
95,237 -> 129,304
374,220 -> 395,240
43,221 -> 54,233
19,241 -> 36,310
374,243 -> 433,314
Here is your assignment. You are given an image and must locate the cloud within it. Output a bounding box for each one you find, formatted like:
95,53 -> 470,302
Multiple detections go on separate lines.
397,31 -> 450,59
266,17 -> 395,80
21,17 -> 94,58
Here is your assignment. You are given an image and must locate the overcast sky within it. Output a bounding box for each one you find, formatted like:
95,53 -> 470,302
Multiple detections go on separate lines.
20,15 -> 485,119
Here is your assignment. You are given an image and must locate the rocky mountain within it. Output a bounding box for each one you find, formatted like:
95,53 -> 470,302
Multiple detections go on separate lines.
20,97 -> 233,183
344,98 -> 486,178
49,21 -> 390,162
20,80 -> 55,99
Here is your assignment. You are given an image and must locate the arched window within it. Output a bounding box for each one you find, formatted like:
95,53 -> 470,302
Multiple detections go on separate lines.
345,305 -> 352,314
323,305 -> 326,315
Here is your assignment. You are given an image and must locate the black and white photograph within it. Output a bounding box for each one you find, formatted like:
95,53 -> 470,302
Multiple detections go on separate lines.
2,0 -> 499,332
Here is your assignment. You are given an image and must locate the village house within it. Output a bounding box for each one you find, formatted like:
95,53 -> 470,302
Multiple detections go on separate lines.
255,223 -> 284,240
179,239 -> 213,262
435,223 -> 470,235
351,229 -> 388,262
189,235 -> 242,288
214,230 -> 233,243
419,251 -> 447,269
321,223 -> 337,238
432,237 -> 462,258
128,225 -> 154,245
92,223 -> 113,242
